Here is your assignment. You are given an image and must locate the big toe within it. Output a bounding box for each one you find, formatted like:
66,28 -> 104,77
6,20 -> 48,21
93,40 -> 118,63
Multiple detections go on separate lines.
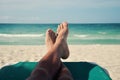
46,29 -> 50,36
62,22 -> 68,27
61,22 -> 68,31
46,29 -> 54,39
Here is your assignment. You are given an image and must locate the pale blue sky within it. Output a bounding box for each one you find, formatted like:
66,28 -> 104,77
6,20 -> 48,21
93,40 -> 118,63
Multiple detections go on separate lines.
0,0 -> 120,23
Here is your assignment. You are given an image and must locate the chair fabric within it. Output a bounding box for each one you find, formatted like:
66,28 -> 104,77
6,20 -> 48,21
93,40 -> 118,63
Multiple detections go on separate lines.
0,62 -> 112,80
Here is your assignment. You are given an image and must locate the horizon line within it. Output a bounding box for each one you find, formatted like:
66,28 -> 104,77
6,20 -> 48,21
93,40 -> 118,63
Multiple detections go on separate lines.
0,22 -> 120,24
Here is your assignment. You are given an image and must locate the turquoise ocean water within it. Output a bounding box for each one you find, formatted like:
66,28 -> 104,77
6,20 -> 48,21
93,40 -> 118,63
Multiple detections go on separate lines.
0,23 -> 120,45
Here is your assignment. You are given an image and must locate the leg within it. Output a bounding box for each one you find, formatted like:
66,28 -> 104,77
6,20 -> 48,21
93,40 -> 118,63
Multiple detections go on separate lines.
27,30 -> 61,80
56,22 -> 73,80
57,63 -> 74,80
27,22 -> 69,80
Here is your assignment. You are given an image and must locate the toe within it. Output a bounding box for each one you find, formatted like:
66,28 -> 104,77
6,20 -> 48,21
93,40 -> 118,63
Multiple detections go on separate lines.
49,30 -> 53,37
49,30 -> 56,43
46,29 -> 51,34
62,22 -> 68,27
57,25 -> 61,33
52,31 -> 56,42
46,29 -> 50,37
60,24 -> 64,29
51,30 -> 54,38
62,22 -> 68,29
46,29 -> 52,39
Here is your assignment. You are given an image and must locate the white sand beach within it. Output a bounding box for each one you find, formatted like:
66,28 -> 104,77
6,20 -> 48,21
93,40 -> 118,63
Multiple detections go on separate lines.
0,45 -> 120,80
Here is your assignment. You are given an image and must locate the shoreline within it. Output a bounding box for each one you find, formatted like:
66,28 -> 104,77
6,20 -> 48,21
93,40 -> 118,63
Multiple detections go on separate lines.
0,45 -> 120,80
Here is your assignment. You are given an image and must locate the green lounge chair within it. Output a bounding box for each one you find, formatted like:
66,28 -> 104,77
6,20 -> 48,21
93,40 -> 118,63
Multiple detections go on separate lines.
0,62 -> 112,80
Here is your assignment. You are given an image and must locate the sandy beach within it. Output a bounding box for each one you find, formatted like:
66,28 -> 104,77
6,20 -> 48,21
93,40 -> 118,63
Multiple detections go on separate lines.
0,45 -> 120,80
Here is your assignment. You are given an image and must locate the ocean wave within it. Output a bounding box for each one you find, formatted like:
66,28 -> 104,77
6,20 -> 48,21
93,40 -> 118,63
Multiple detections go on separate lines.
73,34 -> 120,39
0,34 -> 44,37
74,34 -> 88,38
98,32 -> 107,34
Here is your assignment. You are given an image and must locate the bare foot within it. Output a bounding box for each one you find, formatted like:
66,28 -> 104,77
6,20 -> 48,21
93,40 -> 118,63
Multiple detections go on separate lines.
56,22 -> 69,59
45,29 -> 56,50
45,22 -> 69,59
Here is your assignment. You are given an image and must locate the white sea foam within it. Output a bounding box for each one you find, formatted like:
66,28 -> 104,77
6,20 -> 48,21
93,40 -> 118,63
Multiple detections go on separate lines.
73,34 -> 120,40
98,32 -> 107,34
0,34 -> 44,37
74,34 -> 88,38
